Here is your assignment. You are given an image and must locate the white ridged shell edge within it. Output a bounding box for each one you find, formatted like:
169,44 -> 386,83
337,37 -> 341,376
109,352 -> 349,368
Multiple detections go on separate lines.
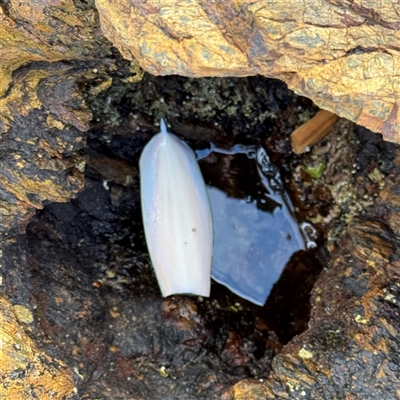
139,120 -> 213,297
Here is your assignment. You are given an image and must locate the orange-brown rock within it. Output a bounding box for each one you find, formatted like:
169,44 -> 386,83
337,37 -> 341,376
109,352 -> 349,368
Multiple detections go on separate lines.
0,0 -> 107,97
1,0 -> 399,142
0,296 -> 75,399
0,0 -> 113,233
224,172 -> 400,398
1,72 -> 399,399
0,63 -> 90,235
95,0 -> 400,142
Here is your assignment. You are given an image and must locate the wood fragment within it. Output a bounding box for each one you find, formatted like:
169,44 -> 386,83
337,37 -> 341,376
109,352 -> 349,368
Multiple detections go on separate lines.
291,110 -> 338,154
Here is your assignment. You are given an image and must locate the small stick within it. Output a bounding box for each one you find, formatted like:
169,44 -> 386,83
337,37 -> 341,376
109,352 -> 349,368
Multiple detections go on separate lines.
291,110 -> 338,154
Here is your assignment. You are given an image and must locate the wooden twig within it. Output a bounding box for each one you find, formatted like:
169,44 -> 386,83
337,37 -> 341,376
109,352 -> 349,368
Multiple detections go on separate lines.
291,110 -> 338,154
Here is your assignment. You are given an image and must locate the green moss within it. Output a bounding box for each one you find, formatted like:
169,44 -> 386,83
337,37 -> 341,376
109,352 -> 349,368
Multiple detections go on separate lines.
305,161 -> 325,179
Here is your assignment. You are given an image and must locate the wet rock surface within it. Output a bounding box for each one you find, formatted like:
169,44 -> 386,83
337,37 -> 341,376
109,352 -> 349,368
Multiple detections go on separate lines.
0,0 -> 109,96
1,0 -> 399,148
0,296 -> 75,399
228,130 -> 400,399
1,58 -> 400,399
0,63 -> 91,238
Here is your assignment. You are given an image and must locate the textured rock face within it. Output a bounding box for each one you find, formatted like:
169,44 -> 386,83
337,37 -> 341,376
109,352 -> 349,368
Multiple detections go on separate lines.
95,0 -> 400,142
1,70 -> 399,398
229,215 -> 400,399
1,0 -> 399,141
0,64 -> 90,399
0,0 -> 107,97
1,0 -> 400,397
0,296 -> 75,399
0,64 -> 89,236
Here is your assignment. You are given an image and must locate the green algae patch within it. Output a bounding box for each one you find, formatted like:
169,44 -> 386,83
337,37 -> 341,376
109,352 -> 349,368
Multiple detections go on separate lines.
305,161 -> 325,179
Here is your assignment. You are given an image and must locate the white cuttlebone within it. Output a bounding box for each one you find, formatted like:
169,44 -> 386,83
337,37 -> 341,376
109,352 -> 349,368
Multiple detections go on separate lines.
139,119 -> 213,297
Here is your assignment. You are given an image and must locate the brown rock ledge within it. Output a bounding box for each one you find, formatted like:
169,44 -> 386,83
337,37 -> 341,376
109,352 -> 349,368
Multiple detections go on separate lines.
95,0 -> 400,143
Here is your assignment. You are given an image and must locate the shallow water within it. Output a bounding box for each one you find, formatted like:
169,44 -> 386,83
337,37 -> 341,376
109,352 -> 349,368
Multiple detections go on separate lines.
198,144 -> 316,305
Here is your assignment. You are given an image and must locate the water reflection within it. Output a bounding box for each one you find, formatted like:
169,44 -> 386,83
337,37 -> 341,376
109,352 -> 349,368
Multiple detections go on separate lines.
198,145 -> 316,306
